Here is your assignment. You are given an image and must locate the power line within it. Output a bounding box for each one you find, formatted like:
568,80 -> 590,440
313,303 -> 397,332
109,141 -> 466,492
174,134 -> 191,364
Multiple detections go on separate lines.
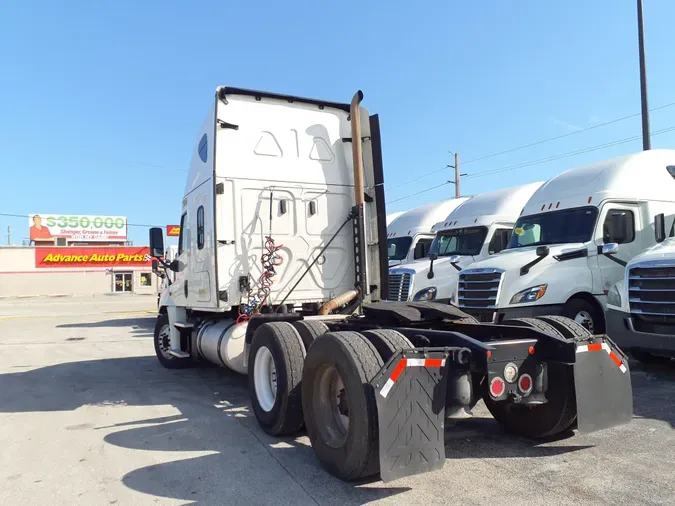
0,212 -> 162,229
386,100 -> 675,192
386,182 -> 451,205
465,124 -> 675,180
387,124 -> 675,205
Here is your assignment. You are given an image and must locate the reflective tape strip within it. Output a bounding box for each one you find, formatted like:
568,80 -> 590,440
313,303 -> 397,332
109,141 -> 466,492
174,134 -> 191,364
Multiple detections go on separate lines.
379,357 -> 447,397
576,342 -> 627,373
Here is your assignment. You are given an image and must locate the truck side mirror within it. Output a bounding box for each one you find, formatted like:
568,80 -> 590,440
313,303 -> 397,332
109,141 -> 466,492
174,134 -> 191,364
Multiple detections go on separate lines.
601,243 -> 619,256
608,212 -> 627,244
655,213 -> 666,243
535,245 -> 550,257
149,227 -> 165,258
152,259 -> 159,272
448,254 -> 462,271
427,252 -> 438,279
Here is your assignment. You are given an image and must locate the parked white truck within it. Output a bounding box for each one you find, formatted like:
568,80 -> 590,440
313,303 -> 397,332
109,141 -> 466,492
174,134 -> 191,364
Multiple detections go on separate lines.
606,208 -> 675,364
147,85 -> 633,484
387,181 -> 544,302
387,198 -> 468,267
386,211 -> 405,225
455,149 -> 675,335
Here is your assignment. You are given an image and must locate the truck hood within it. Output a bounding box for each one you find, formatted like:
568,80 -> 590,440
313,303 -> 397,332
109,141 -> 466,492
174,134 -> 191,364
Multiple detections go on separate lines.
627,237 -> 675,265
462,243 -> 590,308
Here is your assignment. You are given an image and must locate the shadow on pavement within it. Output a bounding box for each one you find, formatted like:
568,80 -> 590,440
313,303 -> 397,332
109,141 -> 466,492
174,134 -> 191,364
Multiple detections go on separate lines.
627,359 -> 675,428
1,355 -> 667,504
56,317 -> 155,338
0,356 -> 408,504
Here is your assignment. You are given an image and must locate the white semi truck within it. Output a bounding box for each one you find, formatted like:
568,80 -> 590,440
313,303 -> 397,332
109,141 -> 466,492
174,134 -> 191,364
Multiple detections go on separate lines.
454,149 -> 675,335
148,86 -> 633,484
386,198 -> 468,267
386,211 -> 405,226
606,210 -> 675,364
387,181 -> 544,303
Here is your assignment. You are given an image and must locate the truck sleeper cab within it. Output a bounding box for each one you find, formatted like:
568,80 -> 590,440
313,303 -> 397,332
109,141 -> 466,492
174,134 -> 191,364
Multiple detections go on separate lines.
455,150 -> 675,334
387,181 -> 544,303
148,86 -> 635,485
386,198 -> 468,267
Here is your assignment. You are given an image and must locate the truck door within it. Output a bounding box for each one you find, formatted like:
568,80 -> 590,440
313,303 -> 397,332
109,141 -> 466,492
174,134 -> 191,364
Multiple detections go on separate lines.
171,210 -> 190,306
593,203 -> 642,295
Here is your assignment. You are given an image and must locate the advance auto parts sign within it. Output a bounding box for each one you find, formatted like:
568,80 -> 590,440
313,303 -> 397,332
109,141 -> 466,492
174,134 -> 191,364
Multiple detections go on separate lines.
35,247 -> 152,268
29,214 -> 127,242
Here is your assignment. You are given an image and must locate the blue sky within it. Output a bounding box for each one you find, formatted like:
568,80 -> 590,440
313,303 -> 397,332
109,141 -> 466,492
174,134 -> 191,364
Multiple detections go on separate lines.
1,0 -> 674,246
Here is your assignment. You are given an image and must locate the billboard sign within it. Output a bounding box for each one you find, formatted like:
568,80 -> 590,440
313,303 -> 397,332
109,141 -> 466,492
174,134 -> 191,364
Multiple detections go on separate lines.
166,225 -> 181,237
35,247 -> 152,268
29,214 -> 127,243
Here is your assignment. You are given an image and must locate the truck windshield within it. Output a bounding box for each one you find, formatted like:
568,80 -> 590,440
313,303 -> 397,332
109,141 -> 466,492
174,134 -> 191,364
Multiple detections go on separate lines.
387,237 -> 413,261
430,226 -> 488,257
507,206 -> 599,248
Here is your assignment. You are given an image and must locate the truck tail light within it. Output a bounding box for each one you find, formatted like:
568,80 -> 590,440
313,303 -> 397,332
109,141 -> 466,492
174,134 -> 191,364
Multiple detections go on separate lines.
518,373 -> 533,396
489,376 -> 505,398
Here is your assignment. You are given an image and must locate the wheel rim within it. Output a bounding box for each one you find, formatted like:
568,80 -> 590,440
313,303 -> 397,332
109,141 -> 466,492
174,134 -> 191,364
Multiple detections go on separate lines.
312,364 -> 350,448
573,311 -> 594,332
157,324 -> 173,360
253,346 -> 277,412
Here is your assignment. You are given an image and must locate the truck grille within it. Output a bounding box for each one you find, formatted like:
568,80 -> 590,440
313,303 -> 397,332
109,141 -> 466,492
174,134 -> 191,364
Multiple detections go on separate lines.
388,271 -> 413,301
457,268 -> 504,310
628,264 -> 675,334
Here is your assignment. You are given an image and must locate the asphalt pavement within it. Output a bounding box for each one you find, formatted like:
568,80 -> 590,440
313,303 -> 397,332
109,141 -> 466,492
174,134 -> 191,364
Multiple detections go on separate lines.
1,294 -> 674,505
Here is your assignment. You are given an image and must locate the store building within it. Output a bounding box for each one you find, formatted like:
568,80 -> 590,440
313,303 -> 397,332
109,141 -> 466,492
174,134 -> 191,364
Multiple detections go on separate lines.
0,245 -> 159,297
0,213 -> 167,298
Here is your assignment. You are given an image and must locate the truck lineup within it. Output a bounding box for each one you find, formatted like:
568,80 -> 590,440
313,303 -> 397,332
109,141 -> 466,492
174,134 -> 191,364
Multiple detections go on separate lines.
149,85 -> 640,485
389,150 -> 675,364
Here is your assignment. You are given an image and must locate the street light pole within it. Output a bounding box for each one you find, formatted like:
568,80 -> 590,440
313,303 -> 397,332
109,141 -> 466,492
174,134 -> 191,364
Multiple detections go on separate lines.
637,0 -> 651,150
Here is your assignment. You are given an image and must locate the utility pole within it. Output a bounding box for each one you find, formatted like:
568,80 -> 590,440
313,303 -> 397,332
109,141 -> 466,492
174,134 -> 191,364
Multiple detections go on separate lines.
6,226 -> 10,246
637,0 -> 651,150
448,151 -> 467,198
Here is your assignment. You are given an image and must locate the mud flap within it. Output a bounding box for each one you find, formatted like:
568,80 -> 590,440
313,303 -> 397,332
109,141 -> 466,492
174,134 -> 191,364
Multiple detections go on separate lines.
574,335 -> 633,433
370,349 -> 451,483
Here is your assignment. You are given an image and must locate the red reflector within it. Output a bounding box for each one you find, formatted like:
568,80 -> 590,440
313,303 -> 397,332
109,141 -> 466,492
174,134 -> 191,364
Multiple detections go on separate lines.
588,343 -> 603,352
390,359 -> 407,382
490,377 -> 505,397
519,375 -> 532,392
486,350 -> 492,359
608,351 -> 623,368
528,346 -> 535,355
425,358 -> 444,367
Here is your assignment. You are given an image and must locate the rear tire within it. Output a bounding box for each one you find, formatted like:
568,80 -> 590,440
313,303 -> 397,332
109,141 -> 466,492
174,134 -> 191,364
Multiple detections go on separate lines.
153,313 -> 192,369
291,320 -> 329,351
483,317 -> 578,438
248,322 -> 306,436
360,329 -> 413,363
535,315 -> 593,342
301,331 -> 384,481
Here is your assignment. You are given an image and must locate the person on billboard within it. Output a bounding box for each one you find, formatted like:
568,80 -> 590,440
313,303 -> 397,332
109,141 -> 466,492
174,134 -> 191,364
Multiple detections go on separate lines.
29,215 -> 53,243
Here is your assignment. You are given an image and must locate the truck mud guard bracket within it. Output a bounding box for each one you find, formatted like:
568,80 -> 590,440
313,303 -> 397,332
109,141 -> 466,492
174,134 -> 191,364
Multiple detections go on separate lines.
370,346 -> 470,483
574,335 -> 633,433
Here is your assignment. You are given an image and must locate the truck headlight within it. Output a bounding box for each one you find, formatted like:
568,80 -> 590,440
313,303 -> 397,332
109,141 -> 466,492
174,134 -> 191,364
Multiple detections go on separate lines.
607,284 -> 622,308
510,284 -> 547,304
413,287 -> 437,301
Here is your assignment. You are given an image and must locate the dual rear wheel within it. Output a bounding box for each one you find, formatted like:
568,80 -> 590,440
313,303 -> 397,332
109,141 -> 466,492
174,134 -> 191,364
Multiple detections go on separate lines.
483,315 -> 592,438
247,323 -> 412,481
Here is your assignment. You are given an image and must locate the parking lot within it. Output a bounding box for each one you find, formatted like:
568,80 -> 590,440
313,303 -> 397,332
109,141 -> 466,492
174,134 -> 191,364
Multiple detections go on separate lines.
1,295 -> 674,505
